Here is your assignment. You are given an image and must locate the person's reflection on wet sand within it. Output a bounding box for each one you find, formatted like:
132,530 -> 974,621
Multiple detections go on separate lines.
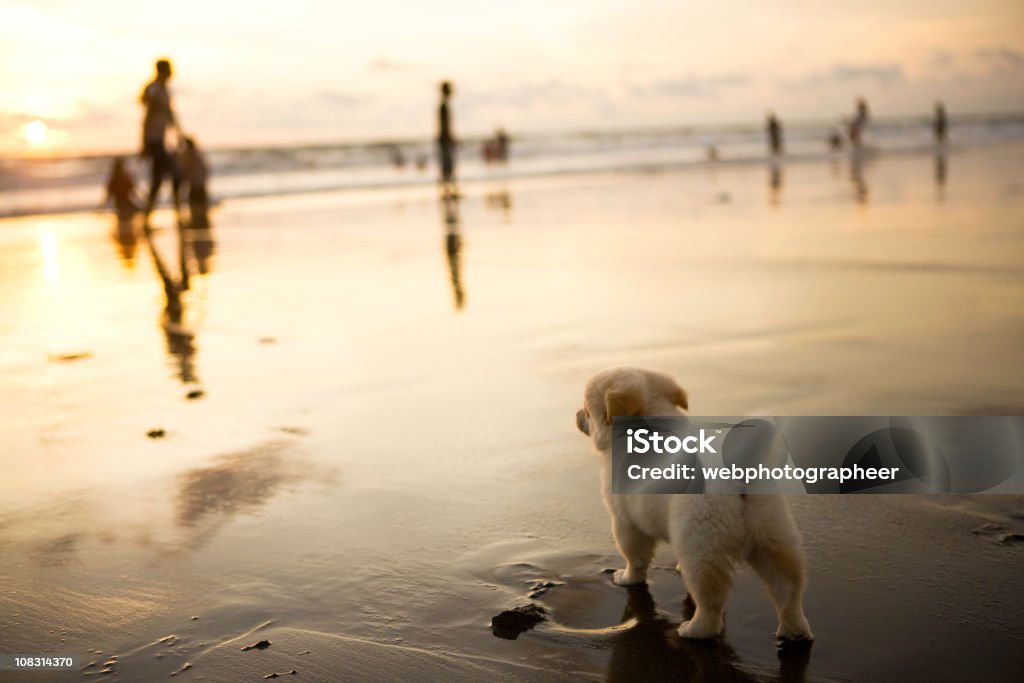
142,226 -> 198,384
189,228 -> 217,274
934,152 -> 948,201
112,217 -> 139,265
442,195 -> 465,310
485,188 -> 513,219
769,163 -> 783,207
177,223 -> 191,292
850,153 -> 869,205
607,584 -> 810,683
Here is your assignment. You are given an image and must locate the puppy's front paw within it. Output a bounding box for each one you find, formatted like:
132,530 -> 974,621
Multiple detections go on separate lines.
612,569 -> 646,586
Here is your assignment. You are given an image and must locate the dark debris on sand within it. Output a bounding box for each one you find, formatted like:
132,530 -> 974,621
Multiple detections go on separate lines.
185,389 -> 205,400
278,426 -> 309,436
146,429 -> 166,439
263,670 -> 297,679
491,603 -> 547,640
242,639 -> 272,651
47,352 -> 93,362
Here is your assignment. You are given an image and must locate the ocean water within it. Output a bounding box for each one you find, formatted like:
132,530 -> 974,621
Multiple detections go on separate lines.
2,114 -> 1023,219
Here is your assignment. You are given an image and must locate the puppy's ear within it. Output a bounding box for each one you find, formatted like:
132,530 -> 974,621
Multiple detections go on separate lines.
650,373 -> 688,411
672,386 -> 689,411
605,387 -> 644,425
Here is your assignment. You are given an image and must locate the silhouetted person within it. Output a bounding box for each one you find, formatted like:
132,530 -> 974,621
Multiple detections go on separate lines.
178,136 -> 215,276
706,145 -> 719,162
766,111 -> 783,156
105,157 -> 139,222
856,97 -> 870,126
389,145 -> 406,169
934,101 -> 948,145
495,126 -> 509,161
179,136 -> 210,229
437,81 -> 457,196
140,59 -> 182,221
442,195 -> 465,309
828,129 -> 843,152
848,97 -> 870,149
482,138 -> 498,164
483,126 -> 509,163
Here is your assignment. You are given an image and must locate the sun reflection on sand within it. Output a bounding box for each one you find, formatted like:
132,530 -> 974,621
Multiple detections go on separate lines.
31,222 -> 105,354
39,230 -> 58,283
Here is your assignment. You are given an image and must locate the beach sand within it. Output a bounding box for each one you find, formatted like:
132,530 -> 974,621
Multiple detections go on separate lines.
1,145 -> 1023,681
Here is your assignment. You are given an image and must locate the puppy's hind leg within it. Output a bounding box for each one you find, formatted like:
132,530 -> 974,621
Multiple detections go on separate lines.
674,554 -> 732,639
611,519 -> 655,586
748,541 -> 813,642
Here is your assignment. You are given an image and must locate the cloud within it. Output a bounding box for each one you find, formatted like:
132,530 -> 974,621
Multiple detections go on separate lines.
316,90 -> 365,106
59,102 -> 117,130
0,110 -> 37,134
632,73 -> 751,98
929,50 -> 956,70
831,62 -> 904,83
369,58 -> 408,72
461,79 -> 611,108
781,61 -> 904,89
974,47 -> 1024,69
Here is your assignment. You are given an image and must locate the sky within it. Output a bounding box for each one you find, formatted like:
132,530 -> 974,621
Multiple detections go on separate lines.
1,0 -> 1023,154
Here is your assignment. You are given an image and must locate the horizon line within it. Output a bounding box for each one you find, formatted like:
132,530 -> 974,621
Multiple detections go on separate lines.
5,108 -> 1023,162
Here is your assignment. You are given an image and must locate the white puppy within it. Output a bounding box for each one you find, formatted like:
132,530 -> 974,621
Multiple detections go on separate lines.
575,367 -> 813,642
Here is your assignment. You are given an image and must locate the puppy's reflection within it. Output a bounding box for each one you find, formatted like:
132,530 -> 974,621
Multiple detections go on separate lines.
442,195 -> 465,310
607,584 -> 810,683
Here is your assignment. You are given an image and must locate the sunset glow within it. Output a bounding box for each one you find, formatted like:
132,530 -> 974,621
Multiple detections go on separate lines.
20,119 -> 48,147
0,0 -> 1022,154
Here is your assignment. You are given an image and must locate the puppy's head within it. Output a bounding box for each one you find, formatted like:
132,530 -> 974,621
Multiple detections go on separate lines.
575,367 -> 688,452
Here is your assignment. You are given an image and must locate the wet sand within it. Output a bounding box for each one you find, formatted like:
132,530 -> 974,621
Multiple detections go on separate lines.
1,145 -> 1023,681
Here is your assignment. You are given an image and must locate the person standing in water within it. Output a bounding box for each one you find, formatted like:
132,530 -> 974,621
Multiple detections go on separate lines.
934,101 -> 948,145
179,137 -> 210,229
140,58 -> 182,222
849,97 -> 870,149
437,81 -> 457,196
766,111 -> 783,156
105,157 -> 139,222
